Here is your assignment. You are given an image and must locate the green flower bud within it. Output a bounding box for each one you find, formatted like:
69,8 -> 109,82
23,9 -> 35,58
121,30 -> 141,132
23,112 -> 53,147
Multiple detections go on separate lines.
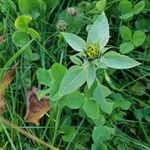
85,44 -> 100,60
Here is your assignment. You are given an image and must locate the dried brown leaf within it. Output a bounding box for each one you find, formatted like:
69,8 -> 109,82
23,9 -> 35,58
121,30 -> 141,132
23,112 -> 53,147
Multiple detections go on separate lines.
0,64 -> 17,113
24,87 -> 50,125
2,64 -> 17,89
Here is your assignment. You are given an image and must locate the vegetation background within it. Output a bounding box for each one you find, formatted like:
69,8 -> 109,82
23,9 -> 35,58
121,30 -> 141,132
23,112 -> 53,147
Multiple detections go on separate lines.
0,0 -> 150,150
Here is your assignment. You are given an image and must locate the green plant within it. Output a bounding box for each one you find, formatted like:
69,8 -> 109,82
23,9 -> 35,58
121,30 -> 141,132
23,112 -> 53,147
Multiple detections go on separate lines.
119,25 -> 146,54
12,15 -> 41,61
36,12 -> 141,149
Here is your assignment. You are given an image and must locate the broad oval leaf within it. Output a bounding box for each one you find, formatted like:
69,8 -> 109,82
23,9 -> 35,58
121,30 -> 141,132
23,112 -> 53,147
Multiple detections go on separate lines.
58,66 -> 86,96
12,31 -> 30,47
119,12 -> 134,20
62,32 -> 86,52
87,12 -> 109,48
18,0 -> 46,19
63,91 -> 85,109
101,51 -> 141,69
132,31 -> 146,47
83,99 -> 100,121
93,84 -> 113,114
120,26 -> 132,41
92,126 -> 111,143
27,28 -> 41,41
118,0 -> 132,14
36,68 -> 52,86
100,85 -> 112,97
92,143 -> 108,150
50,63 -> 67,83
18,0 -> 30,15
61,126 -> 76,142
119,42 -> 134,54
133,1 -> 145,15
15,15 -> 32,32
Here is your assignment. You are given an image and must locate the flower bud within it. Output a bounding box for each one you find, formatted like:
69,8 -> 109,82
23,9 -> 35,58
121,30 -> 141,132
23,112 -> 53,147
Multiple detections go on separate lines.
85,44 -> 99,60
56,20 -> 67,31
67,7 -> 77,16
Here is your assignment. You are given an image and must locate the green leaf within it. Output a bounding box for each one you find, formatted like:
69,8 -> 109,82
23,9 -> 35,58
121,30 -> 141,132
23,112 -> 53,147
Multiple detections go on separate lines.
96,0 -> 106,13
100,85 -> 112,97
12,31 -> 30,47
50,63 -> 67,83
40,63 -> 67,100
18,0 -> 29,14
61,126 -> 76,142
101,51 -> 141,69
27,28 -> 41,41
119,12 -> 134,20
120,26 -> 132,41
83,99 -> 100,121
84,82 -> 111,98
93,84 -> 113,114
18,0 -> 46,19
133,1 -> 145,15
104,71 -> 120,91
92,126 -> 111,143
118,0 -> 132,14
86,63 -> 96,89
130,82 -> 145,96
14,15 -> 32,32
62,32 -> 86,52
117,144 -> 126,150
114,98 -> 131,110
36,68 -> 52,86
92,143 -> 108,150
37,88 -> 51,100
87,12 -> 109,48
119,42 -> 134,54
70,55 -> 83,65
31,53 -> 40,61
134,109 -> 143,121
63,91 -> 85,109
119,101 -> 131,110
58,66 -> 86,96
132,31 -> 146,47
48,81 -> 60,100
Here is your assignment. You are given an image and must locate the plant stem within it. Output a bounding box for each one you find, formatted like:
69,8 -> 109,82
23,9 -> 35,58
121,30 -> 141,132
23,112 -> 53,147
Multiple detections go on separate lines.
52,106 -> 62,146
0,116 -> 59,150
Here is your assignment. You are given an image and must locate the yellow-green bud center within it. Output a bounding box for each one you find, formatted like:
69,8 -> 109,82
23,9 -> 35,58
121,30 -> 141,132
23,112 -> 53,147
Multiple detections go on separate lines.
85,44 -> 99,59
